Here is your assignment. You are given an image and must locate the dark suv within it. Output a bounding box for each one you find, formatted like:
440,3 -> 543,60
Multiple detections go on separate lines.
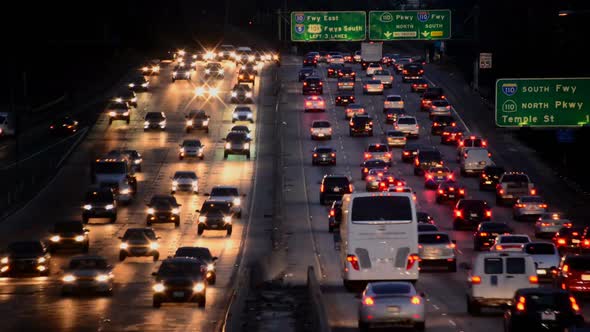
82,187 -> 117,224
48,221 -> 89,253
118,227 -> 160,261
413,148 -> 443,175
401,63 -> 424,82
152,257 -> 207,308
503,288 -> 584,332
479,166 -> 506,191
146,195 -> 181,227
320,175 -> 353,205
196,200 -> 234,236
431,115 -> 456,135
185,110 -> 210,133
420,87 -> 445,111
302,77 -> 323,95
0,241 -> 51,277
453,199 -> 492,230
224,131 -> 251,159
349,114 -> 373,137
174,247 -> 218,285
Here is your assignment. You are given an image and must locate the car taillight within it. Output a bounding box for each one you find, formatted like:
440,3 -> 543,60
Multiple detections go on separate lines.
516,296 -> 526,311
539,204 -> 548,208
460,189 -> 466,195
529,276 -> 538,284
306,102 -> 312,106
495,245 -> 504,251
349,184 -> 354,192
403,70 -> 408,74
319,82 -> 323,86
469,276 -> 482,284
303,82 -> 307,86
364,153 -> 371,159
541,222 -> 551,227
442,132 -> 450,136
329,209 -> 335,217
438,189 -> 444,194
363,168 -> 368,173
331,153 -> 336,157
380,84 -> 384,89
530,189 -> 537,195
412,84 -> 417,87
479,232 -> 488,237
406,254 -> 420,270
515,204 -> 525,208
313,153 -> 318,157
455,210 -> 462,217
347,254 -> 359,270
447,243 -> 456,249
367,176 -> 374,181
557,238 -> 566,245
411,296 -> 421,305
433,123 -> 439,127
320,184 -> 324,193
432,105 -> 436,109
570,296 -> 581,312
564,223 -> 573,228
363,296 -> 375,306
485,210 -> 492,217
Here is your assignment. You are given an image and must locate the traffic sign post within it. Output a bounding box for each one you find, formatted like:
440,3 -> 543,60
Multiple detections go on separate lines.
495,78 -> 590,127
479,53 -> 492,69
291,11 -> 366,42
368,10 -> 451,41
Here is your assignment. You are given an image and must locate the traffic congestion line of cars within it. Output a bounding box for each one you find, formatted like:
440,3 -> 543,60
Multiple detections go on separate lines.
0,44 -> 276,310
298,49 -> 587,331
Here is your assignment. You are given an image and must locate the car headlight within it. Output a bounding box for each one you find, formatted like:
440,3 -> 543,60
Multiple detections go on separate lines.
202,119 -> 209,125
123,111 -> 129,116
147,208 -> 155,214
233,198 -> 241,206
198,216 -> 207,223
144,121 -> 149,126
233,113 -> 238,118
207,264 -> 215,271
134,158 -> 142,164
105,204 -> 114,210
95,274 -> 110,282
179,147 -> 185,153
50,235 -> 61,243
0,257 -> 8,264
195,87 -> 205,96
149,242 -> 159,250
38,257 -> 46,264
186,120 -> 193,126
173,71 -> 177,76
219,69 -> 224,75
244,143 -> 250,149
192,181 -> 198,187
109,111 -> 116,117
209,88 -> 219,96
172,180 -> 179,186
153,66 -> 160,72
83,204 -> 92,210
129,83 -> 135,88
63,275 -> 76,283
193,282 -> 205,292
225,142 -> 231,149
231,92 -> 237,97
172,208 -> 180,214
230,51 -> 236,58
153,283 -> 165,292
185,72 -> 190,77
247,113 -> 252,118
223,216 -> 232,223
246,92 -> 252,98
205,69 -> 210,74
75,235 -> 85,242
159,120 -> 166,126
142,83 -> 148,87
120,242 -> 128,249
249,55 -> 255,61
120,188 -> 131,195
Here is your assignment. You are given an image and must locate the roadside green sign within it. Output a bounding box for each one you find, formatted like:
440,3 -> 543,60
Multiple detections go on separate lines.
495,78 -> 590,127
291,11 -> 366,42
369,10 -> 451,40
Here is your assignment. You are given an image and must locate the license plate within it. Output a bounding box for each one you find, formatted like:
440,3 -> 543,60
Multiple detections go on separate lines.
479,161 -> 486,165
448,195 -> 455,198
582,274 -> 590,281
333,187 -> 340,192
211,225 -> 218,228
173,291 -> 185,298
572,239 -> 581,244
387,306 -> 400,313
485,181 -> 492,184
318,133 -> 324,137
537,269 -> 547,275
342,99 -> 348,102
470,213 -> 478,217
541,312 -> 556,321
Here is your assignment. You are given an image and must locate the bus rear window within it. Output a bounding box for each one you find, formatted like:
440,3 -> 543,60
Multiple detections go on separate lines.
351,196 -> 412,223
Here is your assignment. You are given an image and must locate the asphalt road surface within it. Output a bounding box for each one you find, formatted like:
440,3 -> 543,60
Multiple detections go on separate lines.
0,60 -> 275,332
276,55 -> 590,332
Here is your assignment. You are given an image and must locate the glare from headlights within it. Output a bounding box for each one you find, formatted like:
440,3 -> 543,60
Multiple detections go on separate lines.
105,204 -> 114,210
83,204 -> 92,210
120,242 -> 128,249
246,92 -> 253,98
38,257 -> 46,264
219,69 -> 224,75
144,121 -> 149,126
115,98 -> 123,103
233,198 -> 241,206
173,71 -> 178,76
75,235 -> 85,242
0,257 -> 8,264
209,87 -> 219,96
95,274 -> 109,282
223,216 -> 232,223
142,83 -> 148,87
129,83 -> 135,88
186,120 -> 194,126
231,92 -> 237,97
172,208 -> 180,214
159,120 -> 166,126
149,242 -> 159,250
207,264 -> 215,271
120,188 -> 131,195
193,282 -> 205,292
147,208 -> 155,214
205,69 -> 210,74
230,51 -> 236,58
153,283 -> 165,292
218,51 -> 223,57
109,111 -> 116,117
192,181 -> 198,187
244,143 -> 250,149
63,275 -> 76,283
225,142 -> 231,149
198,216 -> 207,223
172,180 -> 179,186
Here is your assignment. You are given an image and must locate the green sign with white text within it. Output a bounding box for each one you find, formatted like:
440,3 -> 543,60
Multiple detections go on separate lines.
495,78 -> 590,127
291,11 -> 366,42
369,10 -> 451,40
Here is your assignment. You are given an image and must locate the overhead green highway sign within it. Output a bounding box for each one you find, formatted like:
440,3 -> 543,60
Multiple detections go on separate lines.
495,78 -> 590,127
291,11 -> 366,42
369,10 -> 451,40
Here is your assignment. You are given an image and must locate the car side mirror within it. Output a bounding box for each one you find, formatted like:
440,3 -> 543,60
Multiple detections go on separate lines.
195,209 -> 201,213
452,240 -> 457,244
151,272 -> 158,276
212,257 -> 218,261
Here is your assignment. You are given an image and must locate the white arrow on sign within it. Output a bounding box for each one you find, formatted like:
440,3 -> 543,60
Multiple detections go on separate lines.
421,31 -> 430,37
384,31 -> 392,38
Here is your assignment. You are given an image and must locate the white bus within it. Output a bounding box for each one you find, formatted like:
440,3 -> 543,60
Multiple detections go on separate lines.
340,192 -> 419,290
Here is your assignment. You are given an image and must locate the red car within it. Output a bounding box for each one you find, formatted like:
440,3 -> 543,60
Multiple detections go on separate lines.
377,174 -> 406,192
435,179 -> 465,203
440,126 -> 464,145
555,254 -> 590,294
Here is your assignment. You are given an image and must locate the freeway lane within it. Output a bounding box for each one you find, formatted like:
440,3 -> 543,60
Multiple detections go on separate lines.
278,55 -> 590,332
0,59 -> 273,331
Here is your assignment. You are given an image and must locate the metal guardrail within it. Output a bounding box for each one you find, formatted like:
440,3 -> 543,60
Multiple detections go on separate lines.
307,266 -> 332,332
0,127 -> 88,221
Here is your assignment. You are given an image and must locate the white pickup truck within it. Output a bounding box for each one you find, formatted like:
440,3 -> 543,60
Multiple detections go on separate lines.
495,172 -> 536,206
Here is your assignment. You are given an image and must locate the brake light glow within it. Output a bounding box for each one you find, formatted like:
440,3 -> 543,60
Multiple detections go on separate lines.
470,276 -> 481,284
313,153 -> 318,157
329,210 -> 335,217
426,174 -> 433,179
320,184 -> 324,193
438,189 -> 444,194
529,276 -> 538,284
455,210 -> 462,217
570,296 -> 580,312
485,210 -> 492,217
530,189 -> 537,195
479,232 -> 488,237
363,168 -> 368,173
411,296 -> 421,305
557,238 -> 566,245
406,254 -> 420,270
495,245 -> 504,251
459,189 -> 465,195
364,153 -> 371,159
516,296 -> 526,311
349,184 -> 353,192
331,153 -> 336,157
347,255 -> 359,270
363,297 -> 375,306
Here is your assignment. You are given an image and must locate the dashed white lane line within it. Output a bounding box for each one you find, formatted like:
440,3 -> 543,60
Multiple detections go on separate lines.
449,320 -> 457,327
423,76 -> 471,133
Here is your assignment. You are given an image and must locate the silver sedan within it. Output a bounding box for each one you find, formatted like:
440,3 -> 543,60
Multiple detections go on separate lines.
358,281 -> 425,331
534,212 -> 572,238
513,195 -> 548,221
61,255 -> 114,296
418,231 -> 457,272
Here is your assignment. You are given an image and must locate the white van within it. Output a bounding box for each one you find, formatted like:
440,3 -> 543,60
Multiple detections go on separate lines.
460,147 -> 493,176
340,192 -> 419,291
466,252 -> 538,315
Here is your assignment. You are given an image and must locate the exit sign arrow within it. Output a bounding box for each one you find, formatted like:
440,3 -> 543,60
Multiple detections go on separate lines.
421,31 -> 430,38
384,31 -> 392,38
